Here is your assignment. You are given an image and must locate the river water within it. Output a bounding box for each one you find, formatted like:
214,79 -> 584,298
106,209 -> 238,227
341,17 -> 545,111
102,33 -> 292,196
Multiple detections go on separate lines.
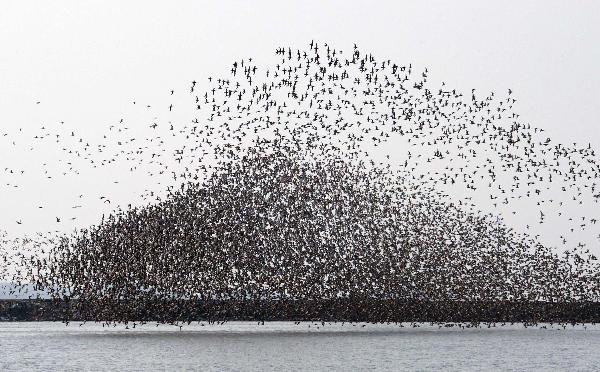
1,322 -> 599,371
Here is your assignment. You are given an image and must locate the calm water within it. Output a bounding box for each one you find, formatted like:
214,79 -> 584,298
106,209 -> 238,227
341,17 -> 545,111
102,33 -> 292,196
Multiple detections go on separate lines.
1,322 -> 599,371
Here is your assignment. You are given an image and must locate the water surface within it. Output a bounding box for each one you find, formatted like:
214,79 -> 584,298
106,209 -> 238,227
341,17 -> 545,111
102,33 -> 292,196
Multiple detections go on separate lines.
1,322 -> 598,371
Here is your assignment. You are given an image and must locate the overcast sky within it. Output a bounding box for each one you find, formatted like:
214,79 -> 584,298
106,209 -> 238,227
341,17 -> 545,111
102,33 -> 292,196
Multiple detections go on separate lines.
0,1 -> 599,253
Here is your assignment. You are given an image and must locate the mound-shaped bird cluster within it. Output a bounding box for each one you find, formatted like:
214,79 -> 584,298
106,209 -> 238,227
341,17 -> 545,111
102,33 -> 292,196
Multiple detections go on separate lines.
2,42 -> 600,326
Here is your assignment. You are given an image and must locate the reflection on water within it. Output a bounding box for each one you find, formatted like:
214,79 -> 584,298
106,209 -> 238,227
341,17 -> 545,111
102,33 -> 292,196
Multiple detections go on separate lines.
1,322 -> 599,371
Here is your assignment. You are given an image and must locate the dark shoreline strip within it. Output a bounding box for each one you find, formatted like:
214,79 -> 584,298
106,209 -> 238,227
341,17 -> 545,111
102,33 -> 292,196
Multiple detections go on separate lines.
1,299 -> 599,324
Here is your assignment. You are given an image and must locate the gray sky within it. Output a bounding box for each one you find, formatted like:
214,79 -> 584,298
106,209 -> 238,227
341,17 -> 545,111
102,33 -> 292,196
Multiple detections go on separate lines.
0,1 -> 599,253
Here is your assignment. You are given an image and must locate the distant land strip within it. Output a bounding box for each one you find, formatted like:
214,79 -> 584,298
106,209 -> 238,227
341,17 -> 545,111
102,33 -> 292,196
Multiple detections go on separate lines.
1,299 -> 599,325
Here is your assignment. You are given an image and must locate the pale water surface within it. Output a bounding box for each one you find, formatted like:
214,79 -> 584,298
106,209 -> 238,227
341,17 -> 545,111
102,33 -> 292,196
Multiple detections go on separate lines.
1,322 -> 599,371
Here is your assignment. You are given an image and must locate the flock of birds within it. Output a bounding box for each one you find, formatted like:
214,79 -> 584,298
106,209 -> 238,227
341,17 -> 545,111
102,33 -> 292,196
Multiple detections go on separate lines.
1,42 -> 600,326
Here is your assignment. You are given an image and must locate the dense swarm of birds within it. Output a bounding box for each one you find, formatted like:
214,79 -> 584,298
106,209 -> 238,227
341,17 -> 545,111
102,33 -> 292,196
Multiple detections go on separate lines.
1,42 -> 600,326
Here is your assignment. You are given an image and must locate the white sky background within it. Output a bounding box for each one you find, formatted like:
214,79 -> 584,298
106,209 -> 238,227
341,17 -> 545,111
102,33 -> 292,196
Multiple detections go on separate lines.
0,1 -> 599,255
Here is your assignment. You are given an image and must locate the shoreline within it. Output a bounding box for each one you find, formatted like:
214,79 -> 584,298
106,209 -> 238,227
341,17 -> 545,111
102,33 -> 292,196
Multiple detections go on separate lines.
2,299 -> 599,324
